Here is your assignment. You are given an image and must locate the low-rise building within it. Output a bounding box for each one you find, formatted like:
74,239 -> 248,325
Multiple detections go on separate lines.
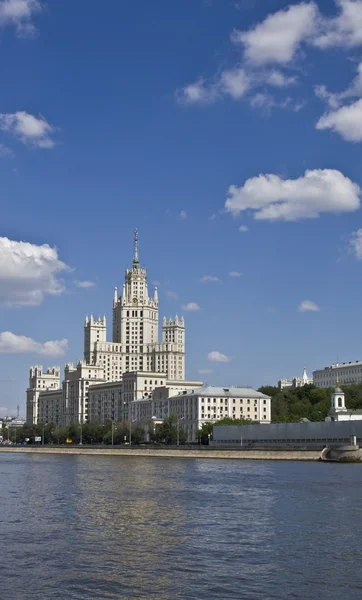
313,361 -> 362,388
167,385 -> 271,442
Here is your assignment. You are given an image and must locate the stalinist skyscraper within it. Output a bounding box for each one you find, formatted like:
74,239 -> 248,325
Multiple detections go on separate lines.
84,229 -> 185,381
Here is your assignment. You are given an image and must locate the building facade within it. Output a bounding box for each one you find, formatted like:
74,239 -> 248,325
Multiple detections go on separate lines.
26,366 -> 61,425
313,361 -> 362,388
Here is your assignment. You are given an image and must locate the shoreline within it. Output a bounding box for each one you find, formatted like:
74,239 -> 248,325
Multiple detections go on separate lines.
0,446 -> 320,461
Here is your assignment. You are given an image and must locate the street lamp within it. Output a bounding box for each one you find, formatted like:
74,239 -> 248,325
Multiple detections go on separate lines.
129,419 -> 136,447
79,419 -> 83,446
111,420 -> 115,446
177,416 -> 184,447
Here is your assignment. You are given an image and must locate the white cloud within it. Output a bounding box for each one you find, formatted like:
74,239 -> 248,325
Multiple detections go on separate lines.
298,300 -> 320,312
232,2 -> 318,65
201,275 -> 221,282
178,66 -> 250,105
0,237 -> 68,306
198,369 -> 213,375
266,70 -> 297,87
0,111 -> 56,148
0,406 -> 9,416
0,331 -> 68,357
75,280 -> 96,289
208,351 -> 232,363
229,271 -> 242,277
350,229 -> 362,259
239,225 -> 248,232
316,61 -> 362,111
179,210 -> 187,219
182,302 -> 201,311
225,168 -> 360,221
166,290 -> 178,300
316,99 -> 362,142
314,0 -> 362,49
0,0 -> 42,37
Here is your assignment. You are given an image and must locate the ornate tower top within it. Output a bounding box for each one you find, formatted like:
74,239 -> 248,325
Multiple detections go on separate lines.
133,228 -> 139,266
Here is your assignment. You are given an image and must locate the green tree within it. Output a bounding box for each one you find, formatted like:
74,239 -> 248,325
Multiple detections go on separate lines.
156,415 -> 187,445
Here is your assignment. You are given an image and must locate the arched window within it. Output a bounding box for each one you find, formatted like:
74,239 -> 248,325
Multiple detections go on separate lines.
338,397 -> 343,407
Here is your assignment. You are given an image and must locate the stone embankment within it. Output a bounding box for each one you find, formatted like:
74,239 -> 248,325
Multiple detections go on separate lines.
0,446 -> 321,461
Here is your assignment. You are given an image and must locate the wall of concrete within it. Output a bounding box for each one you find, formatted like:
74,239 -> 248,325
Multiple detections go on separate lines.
212,420 -> 362,445
0,447 -> 320,460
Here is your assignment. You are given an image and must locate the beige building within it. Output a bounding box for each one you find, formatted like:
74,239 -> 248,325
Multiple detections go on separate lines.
63,361 -> 105,425
37,389 -> 63,427
26,366 -> 61,425
84,229 -> 185,382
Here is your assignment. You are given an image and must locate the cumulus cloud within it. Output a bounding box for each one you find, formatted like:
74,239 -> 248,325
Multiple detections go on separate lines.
231,3 -> 318,65
316,99 -> 362,142
178,66 -> 250,105
207,351 -> 232,363
0,331 -> 68,357
350,229 -> 362,259
198,369 -> 213,375
314,0 -> 362,49
229,271 -> 242,277
0,237 -> 69,306
201,275 -> 221,282
179,210 -> 187,219
0,0 -> 42,37
182,302 -> 201,311
75,280 -> 96,289
298,300 -> 320,312
0,111 -> 56,148
225,169 -> 360,221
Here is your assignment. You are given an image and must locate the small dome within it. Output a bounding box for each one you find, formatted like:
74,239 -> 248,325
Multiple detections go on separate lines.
334,387 -> 343,393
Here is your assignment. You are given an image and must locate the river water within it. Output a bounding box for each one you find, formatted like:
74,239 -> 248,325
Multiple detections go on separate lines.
0,454 -> 361,600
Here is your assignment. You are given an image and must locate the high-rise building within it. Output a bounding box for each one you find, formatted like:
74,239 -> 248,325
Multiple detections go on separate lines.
27,229 -> 187,425
83,229 -> 185,381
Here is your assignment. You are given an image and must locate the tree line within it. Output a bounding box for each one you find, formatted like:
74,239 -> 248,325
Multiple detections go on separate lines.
3,415 -> 188,446
258,382 -> 362,422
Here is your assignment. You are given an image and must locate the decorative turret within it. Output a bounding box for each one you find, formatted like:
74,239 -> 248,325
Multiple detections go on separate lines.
154,287 -> 158,303
330,379 -> 347,416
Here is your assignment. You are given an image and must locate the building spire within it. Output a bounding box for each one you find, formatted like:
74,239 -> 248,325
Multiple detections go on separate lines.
133,228 -> 139,266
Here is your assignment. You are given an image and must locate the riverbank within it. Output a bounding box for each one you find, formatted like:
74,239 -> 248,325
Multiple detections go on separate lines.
0,446 -> 321,460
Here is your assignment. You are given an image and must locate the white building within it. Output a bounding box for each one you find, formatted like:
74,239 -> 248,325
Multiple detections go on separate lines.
329,383 -> 362,421
278,366 -> 313,390
313,361 -> 362,388
166,386 -> 271,442
26,366 -> 61,425
63,361 -> 106,425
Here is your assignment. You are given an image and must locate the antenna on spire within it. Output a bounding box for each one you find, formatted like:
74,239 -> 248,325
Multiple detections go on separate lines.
133,228 -> 139,265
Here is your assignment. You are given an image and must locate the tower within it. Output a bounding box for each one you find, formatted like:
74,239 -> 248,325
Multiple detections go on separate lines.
84,314 -> 107,364
162,315 -> 185,380
330,380 -> 347,416
112,229 -> 159,371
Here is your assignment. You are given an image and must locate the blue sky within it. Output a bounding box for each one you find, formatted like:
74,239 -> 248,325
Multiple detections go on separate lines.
2,0 -> 362,415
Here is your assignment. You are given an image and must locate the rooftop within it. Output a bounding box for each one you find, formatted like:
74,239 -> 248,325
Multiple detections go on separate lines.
168,385 -> 271,400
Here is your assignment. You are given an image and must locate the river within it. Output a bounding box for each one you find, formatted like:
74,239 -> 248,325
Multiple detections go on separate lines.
0,454 -> 361,599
